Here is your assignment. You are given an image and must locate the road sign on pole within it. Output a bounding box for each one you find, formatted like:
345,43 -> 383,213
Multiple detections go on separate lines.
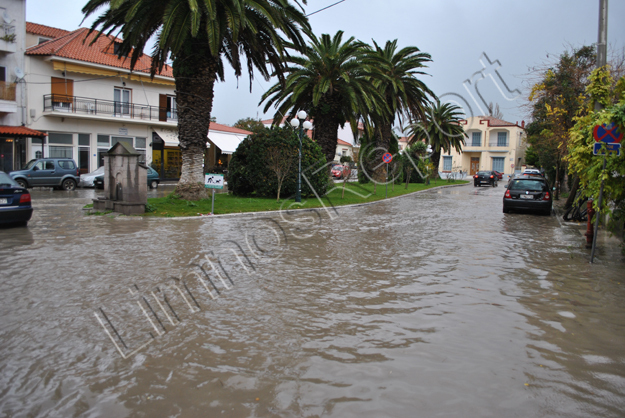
593,142 -> 621,156
383,153 -> 393,164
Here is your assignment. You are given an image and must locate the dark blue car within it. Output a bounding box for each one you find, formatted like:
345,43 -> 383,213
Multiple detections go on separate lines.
0,171 -> 33,226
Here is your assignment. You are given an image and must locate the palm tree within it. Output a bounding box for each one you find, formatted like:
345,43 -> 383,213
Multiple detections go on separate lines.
82,0 -> 309,200
261,30 -> 385,165
409,101 -> 466,178
363,40 -> 435,181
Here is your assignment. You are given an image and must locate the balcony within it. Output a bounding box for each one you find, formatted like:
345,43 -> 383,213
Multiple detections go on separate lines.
43,94 -> 177,125
0,81 -> 16,101
488,140 -> 509,147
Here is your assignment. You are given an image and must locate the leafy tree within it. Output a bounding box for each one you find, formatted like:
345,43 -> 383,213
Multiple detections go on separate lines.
262,30 -> 384,165
363,39 -> 435,182
525,45 -> 596,200
229,127 -> 327,198
409,101 -> 466,178
339,155 -> 352,163
234,117 -> 266,133
567,66 -> 625,235
400,142 -> 427,188
266,146 -> 296,202
524,145 -> 540,167
82,0 -> 309,200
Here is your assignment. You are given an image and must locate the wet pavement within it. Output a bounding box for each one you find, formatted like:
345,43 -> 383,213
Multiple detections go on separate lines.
1,183 -> 625,417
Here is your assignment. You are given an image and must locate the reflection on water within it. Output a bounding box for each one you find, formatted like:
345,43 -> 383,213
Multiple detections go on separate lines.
0,185 -> 624,417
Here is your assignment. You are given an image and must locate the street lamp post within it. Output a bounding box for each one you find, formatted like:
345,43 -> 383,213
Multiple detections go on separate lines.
425,144 -> 433,185
290,111 -> 312,203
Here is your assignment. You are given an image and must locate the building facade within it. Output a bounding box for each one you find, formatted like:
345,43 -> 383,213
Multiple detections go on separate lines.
24,23 -> 177,175
441,116 -> 527,177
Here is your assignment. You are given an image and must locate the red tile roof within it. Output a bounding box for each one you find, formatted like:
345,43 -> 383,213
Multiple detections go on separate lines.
26,22 -> 71,39
209,122 -> 252,135
337,139 -> 352,146
26,28 -> 173,78
0,126 -> 47,137
477,116 -> 522,128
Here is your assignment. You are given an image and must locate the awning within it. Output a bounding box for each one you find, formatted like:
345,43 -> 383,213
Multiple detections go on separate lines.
0,126 -> 47,137
152,127 -> 179,147
207,131 -> 246,154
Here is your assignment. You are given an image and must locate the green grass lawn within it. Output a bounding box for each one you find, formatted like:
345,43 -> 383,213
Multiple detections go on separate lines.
141,180 -> 468,217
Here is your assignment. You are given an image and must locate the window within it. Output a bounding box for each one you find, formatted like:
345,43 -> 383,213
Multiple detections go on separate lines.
97,135 -> 110,147
114,87 -> 131,117
45,161 -> 55,170
58,160 -> 76,169
159,94 -> 177,121
0,66 -> 5,82
38,37 -> 52,44
49,146 -> 73,159
492,157 -> 505,172
497,132 -> 507,147
78,134 -> 90,146
135,137 -> 146,149
48,133 -> 73,145
442,156 -> 452,171
471,132 -> 481,146
111,136 -> 133,148
51,77 -> 73,108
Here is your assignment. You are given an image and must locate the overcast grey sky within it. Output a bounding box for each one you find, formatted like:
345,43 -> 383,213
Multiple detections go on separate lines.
26,0 -> 625,127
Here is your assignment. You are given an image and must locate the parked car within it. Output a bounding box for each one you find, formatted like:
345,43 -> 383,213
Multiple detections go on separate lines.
493,171 -> 504,180
522,168 -> 542,176
503,174 -> 552,215
0,171 -> 33,226
78,166 -> 105,188
9,158 -> 80,191
94,166 -> 160,189
331,164 -> 351,180
473,170 -> 498,187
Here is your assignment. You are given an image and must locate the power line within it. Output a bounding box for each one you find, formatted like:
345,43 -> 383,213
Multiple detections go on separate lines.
306,0 -> 348,17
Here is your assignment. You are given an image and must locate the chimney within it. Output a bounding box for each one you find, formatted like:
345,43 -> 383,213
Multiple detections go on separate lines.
521,120 -> 525,128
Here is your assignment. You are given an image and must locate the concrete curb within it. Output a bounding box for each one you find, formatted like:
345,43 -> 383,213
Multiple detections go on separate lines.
108,181 -> 471,221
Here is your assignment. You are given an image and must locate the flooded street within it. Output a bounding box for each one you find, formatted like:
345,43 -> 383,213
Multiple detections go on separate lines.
1,183 -> 625,417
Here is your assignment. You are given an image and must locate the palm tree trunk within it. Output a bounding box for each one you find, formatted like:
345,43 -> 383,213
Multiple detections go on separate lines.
314,117 -> 340,166
430,149 -> 441,179
373,123 -> 393,182
173,52 -> 218,200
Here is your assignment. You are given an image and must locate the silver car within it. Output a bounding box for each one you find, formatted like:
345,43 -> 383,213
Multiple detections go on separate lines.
78,166 -> 105,188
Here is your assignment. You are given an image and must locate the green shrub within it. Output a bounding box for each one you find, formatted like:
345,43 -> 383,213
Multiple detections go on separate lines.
229,127 -> 328,198
340,155 -> 352,163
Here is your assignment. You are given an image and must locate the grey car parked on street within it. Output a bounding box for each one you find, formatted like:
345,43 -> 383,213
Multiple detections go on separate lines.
10,158 -> 81,191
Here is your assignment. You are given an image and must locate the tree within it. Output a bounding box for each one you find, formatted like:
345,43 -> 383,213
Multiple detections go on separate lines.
487,102 -> 504,119
525,45 -> 596,200
401,142 -> 427,188
261,30 -> 384,166
83,0 -> 309,200
567,66 -> 625,235
409,101 -> 466,178
234,117 -> 266,133
266,146 -> 296,202
363,39 -> 435,182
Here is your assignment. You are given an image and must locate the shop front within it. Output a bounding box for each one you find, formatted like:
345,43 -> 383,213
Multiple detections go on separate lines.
0,126 -> 47,172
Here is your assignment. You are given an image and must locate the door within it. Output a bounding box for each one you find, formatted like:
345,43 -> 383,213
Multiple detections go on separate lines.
470,157 -> 480,175
79,147 -> 90,174
30,160 -> 56,186
114,88 -> 131,117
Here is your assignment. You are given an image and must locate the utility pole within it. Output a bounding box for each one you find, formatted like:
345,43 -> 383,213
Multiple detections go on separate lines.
590,0 -> 608,263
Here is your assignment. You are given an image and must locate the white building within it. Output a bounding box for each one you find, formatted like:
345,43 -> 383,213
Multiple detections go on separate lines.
24,23 -> 177,174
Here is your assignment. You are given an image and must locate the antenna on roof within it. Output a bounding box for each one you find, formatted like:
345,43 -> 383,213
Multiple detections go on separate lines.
2,10 -> 11,24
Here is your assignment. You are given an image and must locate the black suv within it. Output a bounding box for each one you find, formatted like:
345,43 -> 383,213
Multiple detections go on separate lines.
10,158 -> 80,191
503,174 -> 552,215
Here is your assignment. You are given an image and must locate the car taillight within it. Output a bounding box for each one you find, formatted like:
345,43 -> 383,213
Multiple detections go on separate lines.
543,191 -> 550,201
490,175 -> 494,178
474,175 -> 478,178
19,193 -> 31,203
504,190 -> 511,198
77,168 -> 80,176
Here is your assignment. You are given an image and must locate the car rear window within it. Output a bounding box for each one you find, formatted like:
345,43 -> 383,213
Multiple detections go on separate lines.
58,160 -> 76,169
477,171 -> 490,175
510,179 -> 545,191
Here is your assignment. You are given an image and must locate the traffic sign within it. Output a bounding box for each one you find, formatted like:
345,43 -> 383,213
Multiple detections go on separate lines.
593,123 -> 622,143
204,173 -> 224,189
383,153 -> 393,164
593,142 -> 621,156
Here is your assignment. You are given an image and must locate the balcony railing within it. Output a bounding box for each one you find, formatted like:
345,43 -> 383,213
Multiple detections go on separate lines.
0,81 -> 16,101
43,94 -> 177,122
488,141 -> 509,147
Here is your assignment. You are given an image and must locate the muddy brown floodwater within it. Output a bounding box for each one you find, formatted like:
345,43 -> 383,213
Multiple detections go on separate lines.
1,184 -> 625,417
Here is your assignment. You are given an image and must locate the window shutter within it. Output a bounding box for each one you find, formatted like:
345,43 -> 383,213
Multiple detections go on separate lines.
159,94 -> 167,121
51,77 -> 73,103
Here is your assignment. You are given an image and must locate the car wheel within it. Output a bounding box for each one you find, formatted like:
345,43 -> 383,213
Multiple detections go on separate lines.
150,180 -> 158,189
61,179 -> 76,191
16,179 -> 28,188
